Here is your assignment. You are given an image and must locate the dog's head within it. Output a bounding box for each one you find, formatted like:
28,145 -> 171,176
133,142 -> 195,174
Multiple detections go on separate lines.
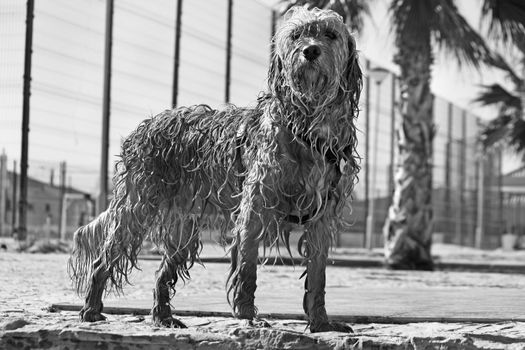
268,6 -> 362,109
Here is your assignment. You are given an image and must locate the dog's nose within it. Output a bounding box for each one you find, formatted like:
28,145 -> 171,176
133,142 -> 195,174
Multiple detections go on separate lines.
302,44 -> 321,61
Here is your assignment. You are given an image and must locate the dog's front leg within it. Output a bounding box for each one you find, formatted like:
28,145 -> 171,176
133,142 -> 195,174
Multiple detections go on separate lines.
228,183 -> 271,327
230,219 -> 259,320
302,223 -> 353,333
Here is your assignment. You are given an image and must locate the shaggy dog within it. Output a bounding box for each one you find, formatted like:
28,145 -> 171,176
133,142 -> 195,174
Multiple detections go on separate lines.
69,6 -> 362,333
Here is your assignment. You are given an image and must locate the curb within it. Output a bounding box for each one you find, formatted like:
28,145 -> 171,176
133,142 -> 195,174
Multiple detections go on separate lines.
139,255 -> 525,274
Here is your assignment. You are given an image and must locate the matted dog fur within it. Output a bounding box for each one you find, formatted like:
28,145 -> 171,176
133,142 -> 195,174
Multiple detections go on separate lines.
69,6 -> 362,333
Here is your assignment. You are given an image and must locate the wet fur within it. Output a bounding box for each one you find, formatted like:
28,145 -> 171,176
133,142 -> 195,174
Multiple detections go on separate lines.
68,6 -> 362,333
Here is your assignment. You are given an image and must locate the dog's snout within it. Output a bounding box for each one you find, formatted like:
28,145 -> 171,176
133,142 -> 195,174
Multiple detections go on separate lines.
302,44 -> 321,61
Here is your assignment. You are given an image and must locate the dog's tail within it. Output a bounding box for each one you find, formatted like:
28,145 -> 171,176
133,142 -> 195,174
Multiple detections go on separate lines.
68,210 -> 110,295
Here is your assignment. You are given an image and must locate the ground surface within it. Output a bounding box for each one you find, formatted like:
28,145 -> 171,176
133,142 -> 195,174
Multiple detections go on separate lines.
1,242 -> 525,349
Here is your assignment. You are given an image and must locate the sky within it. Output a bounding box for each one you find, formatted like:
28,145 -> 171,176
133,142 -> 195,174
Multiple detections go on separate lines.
0,0 -> 522,196
0,0 -> 272,193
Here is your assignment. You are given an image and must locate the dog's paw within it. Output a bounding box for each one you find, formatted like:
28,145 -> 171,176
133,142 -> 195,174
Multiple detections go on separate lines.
310,321 -> 353,333
243,318 -> 271,328
79,307 -> 107,322
154,316 -> 187,328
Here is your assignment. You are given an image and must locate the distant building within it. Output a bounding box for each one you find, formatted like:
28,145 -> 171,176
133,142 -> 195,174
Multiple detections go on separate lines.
0,170 -> 94,239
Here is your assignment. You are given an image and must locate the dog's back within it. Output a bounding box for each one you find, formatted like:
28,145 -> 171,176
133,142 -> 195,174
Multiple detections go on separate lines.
117,104 -> 258,212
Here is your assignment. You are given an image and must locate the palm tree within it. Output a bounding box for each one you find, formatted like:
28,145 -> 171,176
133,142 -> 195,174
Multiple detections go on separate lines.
382,1 -> 501,270
278,0 -> 497,269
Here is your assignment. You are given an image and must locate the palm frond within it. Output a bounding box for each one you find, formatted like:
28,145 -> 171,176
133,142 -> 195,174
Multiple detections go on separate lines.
431,0 -> 498,69
485,53 -> 523,86
481,114 -> 513,148
482,0 -> 525,50
389,0 -> 497,69
482,114 -> 525,155
389,0 -> 434,44
276,0 -> 371,33
473,84 -> 521,111
509,118 -> 525,154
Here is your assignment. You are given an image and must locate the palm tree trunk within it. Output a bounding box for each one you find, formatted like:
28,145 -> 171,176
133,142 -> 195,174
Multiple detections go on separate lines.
383,35 -> 434,270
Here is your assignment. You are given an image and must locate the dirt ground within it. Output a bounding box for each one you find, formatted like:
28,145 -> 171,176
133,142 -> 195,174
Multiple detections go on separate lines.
1,242 -> 525,349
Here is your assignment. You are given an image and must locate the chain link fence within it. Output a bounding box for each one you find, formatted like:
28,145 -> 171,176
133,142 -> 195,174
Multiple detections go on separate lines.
0,0 -> 504,247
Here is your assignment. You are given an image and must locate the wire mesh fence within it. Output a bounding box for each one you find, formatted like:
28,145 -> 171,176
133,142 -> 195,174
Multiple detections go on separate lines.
0,0 -> 509,248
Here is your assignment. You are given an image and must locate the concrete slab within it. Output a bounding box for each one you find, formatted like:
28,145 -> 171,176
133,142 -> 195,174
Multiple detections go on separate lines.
53,286 -> 525,324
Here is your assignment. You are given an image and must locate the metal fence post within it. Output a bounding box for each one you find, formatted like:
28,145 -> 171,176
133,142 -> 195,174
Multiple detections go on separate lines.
475,156 -> 484,249
444,103 -> 452,236
0,151 -> 7,236
458,111 -> 466,245
497,148 -> 504,239
99,0 -> 114,214
12,161 -> 17,234
18,0 -> 35,241
389,74 -> 396,197
172,0 -> 183,108
58,161 -> 66,239
224,0 -> 233,103
363,59 -> 370,247
475,118 -> 484,249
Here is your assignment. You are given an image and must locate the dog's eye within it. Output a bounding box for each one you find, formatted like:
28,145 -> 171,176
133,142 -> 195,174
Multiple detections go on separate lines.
291,31 -> 301,41
325,31 -> 337,40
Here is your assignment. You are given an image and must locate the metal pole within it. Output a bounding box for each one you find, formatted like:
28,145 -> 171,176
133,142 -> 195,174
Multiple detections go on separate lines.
58,161 -> 66,239
363,59 -> 370,247
475,124 -> 485,249
270,10 -> 277,60
60,195 -> 67,241
521,58 -> 525,120
459,111 -> 467,245
514,195 -> 525,234
445,102 -> 452,234
99,0 -> 114,214
389,74 -> 395,196
498,148 -> 503,228
172,0 -> 183,108
12,161 -> 17,234
0,151 -> 6,236
271,10 -> 277,39
18,0 -> 35,241
224,0 -> 233,103
366,80 -> 382,250
475,157 -> 484,249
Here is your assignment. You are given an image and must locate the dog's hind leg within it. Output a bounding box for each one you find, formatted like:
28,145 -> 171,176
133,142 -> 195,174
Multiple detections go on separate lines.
152,217 -> 200,328
78,202 -> 147,322
301,221 -> 353,333
69,211 -> 111,322
151,255 -> 187,328
79,255 -> 111,322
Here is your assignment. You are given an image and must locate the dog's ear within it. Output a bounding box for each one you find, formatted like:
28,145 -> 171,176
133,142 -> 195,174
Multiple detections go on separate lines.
343,36 -> 363,103
267,50 -> 285,96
